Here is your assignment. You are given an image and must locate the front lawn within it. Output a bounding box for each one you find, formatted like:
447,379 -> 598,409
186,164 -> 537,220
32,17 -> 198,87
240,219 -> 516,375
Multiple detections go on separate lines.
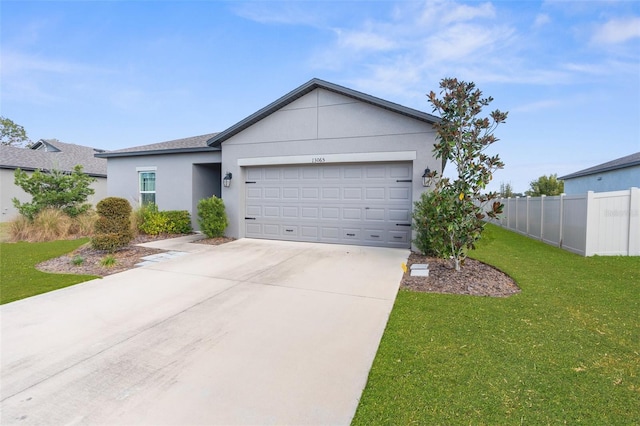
353,225 -> 640,424
0,239 -> 99,304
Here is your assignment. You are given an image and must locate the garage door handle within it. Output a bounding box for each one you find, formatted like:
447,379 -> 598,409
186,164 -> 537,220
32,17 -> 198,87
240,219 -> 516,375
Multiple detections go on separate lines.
285,229 -> 294,232
245,217 -> 256,220
396,179 -> 412,183
245,181 -> 256,184
396,223 -> 411,227
370,235 -> 380,238
346,233 -> 356,237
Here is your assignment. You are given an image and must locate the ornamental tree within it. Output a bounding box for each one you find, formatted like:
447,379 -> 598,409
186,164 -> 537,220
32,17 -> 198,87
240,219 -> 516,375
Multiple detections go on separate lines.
1,116 -> 31,147
413,78 -> 507,271
525,173 -> 564,196
13,165 -> 96,220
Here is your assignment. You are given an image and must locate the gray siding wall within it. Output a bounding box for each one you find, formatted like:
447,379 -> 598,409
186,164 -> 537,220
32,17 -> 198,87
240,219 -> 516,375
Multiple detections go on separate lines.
0,168 -> 107,222
219,88 -> 439,239
105,151 -> 221,229
564,165 -> 640,194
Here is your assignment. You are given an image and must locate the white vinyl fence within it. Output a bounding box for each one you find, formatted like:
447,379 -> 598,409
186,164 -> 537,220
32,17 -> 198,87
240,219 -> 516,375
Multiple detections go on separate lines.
490,188 -> 639,256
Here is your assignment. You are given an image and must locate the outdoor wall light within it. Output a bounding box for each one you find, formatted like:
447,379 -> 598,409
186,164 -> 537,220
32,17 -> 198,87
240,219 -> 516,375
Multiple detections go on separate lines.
422,168 -> 431,187
223,172 -> 233,188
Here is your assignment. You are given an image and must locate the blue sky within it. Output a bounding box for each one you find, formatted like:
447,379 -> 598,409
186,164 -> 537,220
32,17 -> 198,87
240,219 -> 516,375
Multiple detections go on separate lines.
2,0 -> 639,193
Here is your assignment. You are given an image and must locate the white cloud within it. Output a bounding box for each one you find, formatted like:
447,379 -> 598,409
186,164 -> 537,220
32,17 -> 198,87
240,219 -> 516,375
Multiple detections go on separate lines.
591,16 -> 640,44
335,28 -> 396,51
533,13 -> 551,28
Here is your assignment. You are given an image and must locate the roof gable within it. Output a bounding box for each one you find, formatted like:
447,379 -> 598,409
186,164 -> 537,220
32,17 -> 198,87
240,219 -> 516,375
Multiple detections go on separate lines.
560,151 -> 640,180
206,78 -> 439,147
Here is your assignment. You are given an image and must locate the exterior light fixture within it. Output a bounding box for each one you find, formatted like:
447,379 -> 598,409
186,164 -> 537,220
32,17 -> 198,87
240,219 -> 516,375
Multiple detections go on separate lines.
223,172 -> 232,188
422,168 -> 431,187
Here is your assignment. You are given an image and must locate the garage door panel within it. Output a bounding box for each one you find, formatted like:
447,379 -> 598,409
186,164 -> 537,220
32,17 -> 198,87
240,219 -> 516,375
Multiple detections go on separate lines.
282,206 -> 299,218
342,208 -> 362,220
246,187 -> 263,199
244,163 -> 413,248
301,207 -> 319,219
365,208 -> 385,221
322,188 -> 340,199
389,209 -> 411,221
365,188 -> 385,200
321,207 -> 340,219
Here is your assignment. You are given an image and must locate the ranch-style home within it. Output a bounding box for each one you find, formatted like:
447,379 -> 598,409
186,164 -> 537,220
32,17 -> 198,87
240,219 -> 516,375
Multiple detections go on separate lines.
97,79 -> 440,248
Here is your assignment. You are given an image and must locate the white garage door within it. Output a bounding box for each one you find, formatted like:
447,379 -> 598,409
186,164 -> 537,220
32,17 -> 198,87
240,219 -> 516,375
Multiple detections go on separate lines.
244,162 -> 413,248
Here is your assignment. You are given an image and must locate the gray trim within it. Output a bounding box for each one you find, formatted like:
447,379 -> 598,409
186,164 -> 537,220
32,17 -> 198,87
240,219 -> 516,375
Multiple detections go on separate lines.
0,164 -> 107,178
96,146 -> 220,158
207,78 -> 440,147
560,152 -> 640,180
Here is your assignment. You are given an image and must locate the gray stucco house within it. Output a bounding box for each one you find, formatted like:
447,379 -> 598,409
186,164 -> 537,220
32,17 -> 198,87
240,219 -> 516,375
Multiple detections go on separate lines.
0,139 -> 107,222
97,79 -> 440,248
560,152 -> 640,194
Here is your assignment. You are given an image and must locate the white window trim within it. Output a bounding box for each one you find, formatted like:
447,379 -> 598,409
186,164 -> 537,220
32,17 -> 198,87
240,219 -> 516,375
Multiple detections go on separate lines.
138,169 -> 157,206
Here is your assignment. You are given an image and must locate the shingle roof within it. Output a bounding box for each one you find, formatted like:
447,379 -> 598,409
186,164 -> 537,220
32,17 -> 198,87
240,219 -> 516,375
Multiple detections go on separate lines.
95,133 -> 220,158
0,139 -> 107,177
207,78 -> 440,147
559,152 -> 640,180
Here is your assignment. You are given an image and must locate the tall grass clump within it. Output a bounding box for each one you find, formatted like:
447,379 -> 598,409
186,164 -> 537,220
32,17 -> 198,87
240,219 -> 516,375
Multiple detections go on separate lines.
7,208 -> 97,242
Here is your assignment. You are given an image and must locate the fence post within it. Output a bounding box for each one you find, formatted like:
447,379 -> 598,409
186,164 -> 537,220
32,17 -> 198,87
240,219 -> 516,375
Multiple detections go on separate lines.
525,196 -> 529,236
559,193 -> 565,248
515,197 -> 519,232
584,191 -> 596,256
629,187 -> 640,256
540,195 -> 545,241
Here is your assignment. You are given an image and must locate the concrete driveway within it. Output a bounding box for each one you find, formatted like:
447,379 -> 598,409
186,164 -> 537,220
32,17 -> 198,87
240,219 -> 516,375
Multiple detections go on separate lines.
1,237 -> 408,425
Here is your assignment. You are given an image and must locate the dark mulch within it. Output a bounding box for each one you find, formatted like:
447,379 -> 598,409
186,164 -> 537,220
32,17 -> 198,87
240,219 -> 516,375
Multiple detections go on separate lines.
401,252 -> 520,297
36,234 -> 234,277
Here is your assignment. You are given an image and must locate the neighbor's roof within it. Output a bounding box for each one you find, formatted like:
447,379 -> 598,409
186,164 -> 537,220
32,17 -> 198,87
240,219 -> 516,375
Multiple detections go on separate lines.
559,151 -> 640,180
0,139 -> 107,177
207,78 -> 440,147
95,133 -> 220,158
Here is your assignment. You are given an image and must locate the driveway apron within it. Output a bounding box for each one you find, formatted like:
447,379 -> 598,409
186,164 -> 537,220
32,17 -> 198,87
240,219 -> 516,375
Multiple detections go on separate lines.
1,238 -> 408,425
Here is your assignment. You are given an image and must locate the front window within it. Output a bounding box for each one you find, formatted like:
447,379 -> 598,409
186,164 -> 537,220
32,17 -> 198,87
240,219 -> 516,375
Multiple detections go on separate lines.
139,171 -> 156,205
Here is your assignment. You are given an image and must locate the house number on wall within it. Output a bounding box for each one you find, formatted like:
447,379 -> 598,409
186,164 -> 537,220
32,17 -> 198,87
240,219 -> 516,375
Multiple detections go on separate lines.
311,157 -> 326,163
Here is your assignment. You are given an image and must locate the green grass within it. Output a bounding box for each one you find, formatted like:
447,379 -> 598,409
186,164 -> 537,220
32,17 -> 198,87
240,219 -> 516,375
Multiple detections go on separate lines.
353,224 -> 640,425
0,239 -> 99,305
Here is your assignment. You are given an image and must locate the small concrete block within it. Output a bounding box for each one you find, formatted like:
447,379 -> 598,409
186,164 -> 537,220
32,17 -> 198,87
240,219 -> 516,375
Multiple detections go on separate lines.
410,263 -> 429,270
410,263 -> 429,277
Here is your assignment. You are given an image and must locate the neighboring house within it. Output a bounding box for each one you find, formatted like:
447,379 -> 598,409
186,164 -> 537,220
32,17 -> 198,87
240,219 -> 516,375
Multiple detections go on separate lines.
97,78 -> 440,248
0,139 -> 108,222
560,152 -> 640,194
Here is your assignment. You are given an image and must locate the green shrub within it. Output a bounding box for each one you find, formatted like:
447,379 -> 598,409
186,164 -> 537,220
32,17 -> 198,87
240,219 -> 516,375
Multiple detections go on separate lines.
92,197 -> 133,252
163,210 -> 192,234
413,190 -> 458,257
138,203 -> 169,235
137,204 -> 192,235
197,196 -> 228,238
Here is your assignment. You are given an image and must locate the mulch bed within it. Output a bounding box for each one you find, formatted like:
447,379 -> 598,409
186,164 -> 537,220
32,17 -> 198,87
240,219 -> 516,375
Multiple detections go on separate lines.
401,252 -> 520,297
36,234 -> 234,277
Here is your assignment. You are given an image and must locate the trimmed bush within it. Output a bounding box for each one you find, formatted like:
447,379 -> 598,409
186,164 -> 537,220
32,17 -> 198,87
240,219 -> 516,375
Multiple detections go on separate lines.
137,203 -> 192,235
163,210 -> 192,234
197,196 -> 228,238
92,197 -> 133,252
